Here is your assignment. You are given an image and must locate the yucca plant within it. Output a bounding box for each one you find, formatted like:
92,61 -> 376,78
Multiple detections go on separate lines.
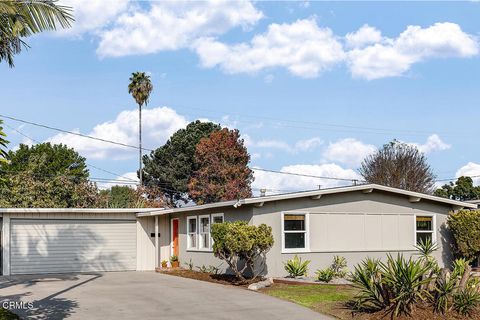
283,255 -> 310,278
350,258 -> 389,312
453,287 -> 480,316
452,258 -> 469,279
415,237 -> 438,260
381,254 -> 433,317
331,255 -> 348,278
433,270 -> 456,314
316,268 -> 335,283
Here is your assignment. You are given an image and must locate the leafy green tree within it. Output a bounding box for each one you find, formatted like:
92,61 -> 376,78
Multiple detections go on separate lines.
435,176 -> 480,201
0,120 -> 8,165
0,143 -> 96,207
128,71 -> 153,186
210,221 -> 274,283
447,210 -> 480,261
188,128 -> 253,205
0,0 -> 73,67
143,120 -> 221,206
98,185 -> 165,208
359,140 -> 436,193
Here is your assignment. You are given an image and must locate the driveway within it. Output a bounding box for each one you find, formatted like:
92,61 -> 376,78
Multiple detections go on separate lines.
0,272 -> 329,319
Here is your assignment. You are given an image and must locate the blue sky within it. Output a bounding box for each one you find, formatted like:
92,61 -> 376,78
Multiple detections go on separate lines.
1,1 -> 480,193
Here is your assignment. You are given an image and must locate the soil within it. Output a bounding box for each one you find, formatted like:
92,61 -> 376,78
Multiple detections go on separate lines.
156,268 -> 256,287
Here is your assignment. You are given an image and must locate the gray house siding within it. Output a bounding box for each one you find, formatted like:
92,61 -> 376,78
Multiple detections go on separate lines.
165,189 -> 460,277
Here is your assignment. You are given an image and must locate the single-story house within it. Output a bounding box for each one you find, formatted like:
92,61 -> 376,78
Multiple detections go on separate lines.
0,184 -> 477,277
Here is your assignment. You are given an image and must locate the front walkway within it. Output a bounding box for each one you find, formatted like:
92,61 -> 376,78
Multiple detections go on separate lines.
0,271 -> 330,319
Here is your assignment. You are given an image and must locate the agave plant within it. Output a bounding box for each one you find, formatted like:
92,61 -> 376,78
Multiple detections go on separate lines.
283,255 -> 310,278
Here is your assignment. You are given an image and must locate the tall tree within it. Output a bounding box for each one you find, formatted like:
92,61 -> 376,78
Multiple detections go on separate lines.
0,119 -> 8,165
434,176 -> 480,201
0,142 -> 97,207
0,0 -> 73,67
188,128 -> 253,205
98,185 -> 165,208
128,72 -> 153,186
359,140 -> 436,193
143,120 -> 221,206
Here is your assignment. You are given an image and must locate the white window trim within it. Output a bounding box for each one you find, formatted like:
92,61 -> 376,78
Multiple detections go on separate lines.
211,213 -> 224,224
187,216 -> 198,251
414,213 -> 436,246
281,212 -> 310,254
199,214 -> 211,251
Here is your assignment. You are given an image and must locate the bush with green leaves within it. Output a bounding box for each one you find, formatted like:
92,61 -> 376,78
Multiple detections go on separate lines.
447,209 -> 480,260
453,287 -> 480,316
210,221 -> 273,283
284,255 -> 310,278
316,268 -> 335,283
331,255 -> 348,278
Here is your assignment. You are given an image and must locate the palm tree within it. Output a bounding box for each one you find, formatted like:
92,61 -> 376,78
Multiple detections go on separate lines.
0,120 -> 8,164
1,0 -> 73,67
128,72 -> 153,186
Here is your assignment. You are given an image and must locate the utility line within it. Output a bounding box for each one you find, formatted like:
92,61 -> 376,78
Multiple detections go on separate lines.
251,167 -> 363,182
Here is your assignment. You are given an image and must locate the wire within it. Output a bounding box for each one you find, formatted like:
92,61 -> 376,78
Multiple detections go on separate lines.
251,167 -> 364,182
0,114 -> 154,152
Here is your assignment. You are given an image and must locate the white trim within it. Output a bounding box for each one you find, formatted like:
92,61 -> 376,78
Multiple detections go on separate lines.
170,218 -> 179,256
211,213 -> 224,224
198,214 -> 211,250
281,212 -> 310,254
155,216 -> 159,268
414,213 -> 436,246
186,216 -> 198,251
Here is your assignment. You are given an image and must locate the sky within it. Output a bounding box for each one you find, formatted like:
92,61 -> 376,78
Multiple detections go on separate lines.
1,0 -> 480,194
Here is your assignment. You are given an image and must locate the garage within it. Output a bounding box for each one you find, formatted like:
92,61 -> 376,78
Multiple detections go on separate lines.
10,219 -> 137,275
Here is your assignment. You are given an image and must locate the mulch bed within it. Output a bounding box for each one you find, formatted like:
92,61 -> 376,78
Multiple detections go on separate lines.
156,267 -> 256,287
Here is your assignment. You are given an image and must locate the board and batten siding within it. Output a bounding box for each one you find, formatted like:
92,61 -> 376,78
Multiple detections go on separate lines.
2,211 -> 140,275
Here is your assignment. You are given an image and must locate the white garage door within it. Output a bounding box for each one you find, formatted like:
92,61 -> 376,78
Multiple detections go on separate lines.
10,219 -> 137,275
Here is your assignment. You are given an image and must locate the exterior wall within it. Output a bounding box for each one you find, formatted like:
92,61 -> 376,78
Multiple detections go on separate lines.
252,190 -> 455,277
1,211 -> 138,275
136,215 -> 170,270
172,206 -> 253,273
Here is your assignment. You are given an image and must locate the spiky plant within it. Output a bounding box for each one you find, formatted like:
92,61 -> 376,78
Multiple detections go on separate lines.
283,255 -> 310,278
350,258 -> 389,312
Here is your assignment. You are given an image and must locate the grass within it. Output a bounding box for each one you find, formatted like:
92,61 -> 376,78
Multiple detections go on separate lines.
261,283 -> 358,318
0,309 -> 19,320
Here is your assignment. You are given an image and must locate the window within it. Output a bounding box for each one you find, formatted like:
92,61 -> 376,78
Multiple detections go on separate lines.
199,215 -> 210,250
187,216 -> 197,249
282,213 -> 308,251
416,216 -> 434,245
211,213 -> 224,224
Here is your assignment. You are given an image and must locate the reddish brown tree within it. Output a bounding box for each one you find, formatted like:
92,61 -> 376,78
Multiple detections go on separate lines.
188,128 -> 253,204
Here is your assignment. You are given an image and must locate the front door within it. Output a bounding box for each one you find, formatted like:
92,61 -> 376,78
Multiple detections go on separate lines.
171,219 -> 179,256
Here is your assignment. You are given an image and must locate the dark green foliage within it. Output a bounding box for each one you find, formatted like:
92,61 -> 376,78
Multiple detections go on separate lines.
143,121 -> 221,206
0,120 -> 8,165
447,210 -> 480,260
99,186 -> 137,208
350,258 -> 388,312
453,287 -> 480,316
435,176 -> 480,201
284,255 -> 310,278
210,221 -> 273,282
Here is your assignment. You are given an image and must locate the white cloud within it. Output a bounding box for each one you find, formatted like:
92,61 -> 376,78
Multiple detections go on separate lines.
46,107 -> 188,160
456,162 -> 480,185
252,163 -> 362,194
96,171 -> 138,190
246,135 -> 323,154
323,138 -> 376,167
295,137 -> 324,152
347,22 -> 479,79
60,0 -> 129,36
96,0 -> 263,57
194,18 -> 345,78
409,134 -> 451,154
345,24 -> 382,49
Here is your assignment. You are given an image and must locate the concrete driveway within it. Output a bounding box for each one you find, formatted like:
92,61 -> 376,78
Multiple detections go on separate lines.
0,272 -> 329,320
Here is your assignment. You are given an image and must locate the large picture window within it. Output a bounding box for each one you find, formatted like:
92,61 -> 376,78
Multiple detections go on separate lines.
199,215 -> 210,250
416,216 -> 434,245
187,216 -> 197,249
283,213 -> 308,251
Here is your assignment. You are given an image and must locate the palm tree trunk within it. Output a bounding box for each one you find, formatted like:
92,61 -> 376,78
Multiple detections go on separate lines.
139,104 -> 143,186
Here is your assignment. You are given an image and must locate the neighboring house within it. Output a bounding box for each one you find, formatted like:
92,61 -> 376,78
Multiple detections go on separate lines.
0,184 -> 477,277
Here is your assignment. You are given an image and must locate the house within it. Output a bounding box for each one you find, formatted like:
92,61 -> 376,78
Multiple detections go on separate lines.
0,184 -> 476,277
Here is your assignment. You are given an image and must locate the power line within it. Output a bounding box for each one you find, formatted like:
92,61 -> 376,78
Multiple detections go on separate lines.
0,114 -> 154,152
251,167 -> 363,182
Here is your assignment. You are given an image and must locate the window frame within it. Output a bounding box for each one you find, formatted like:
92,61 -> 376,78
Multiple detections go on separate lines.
211,213 -> 224,224
187,215 -> 198,250
198,214 -> 211,251
281,212 -> 310,253
414,214 -> 436,246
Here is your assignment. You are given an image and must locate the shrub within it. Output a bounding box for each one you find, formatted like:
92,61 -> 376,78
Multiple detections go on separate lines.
433,269 -> 456,314
350,258 -> 387,312
331,255 -> 348,278
316,268 -> 335,283
447,209 -> 480,260
184,258 -> 194,270
452,258 -> 469,279
210,221 -> 274,283
284,255 -> 310,278
453,287 -> 480,316
170,255 -> 178,262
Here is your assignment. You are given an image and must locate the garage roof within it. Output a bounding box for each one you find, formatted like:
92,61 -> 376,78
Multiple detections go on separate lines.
138,183 -> 477,217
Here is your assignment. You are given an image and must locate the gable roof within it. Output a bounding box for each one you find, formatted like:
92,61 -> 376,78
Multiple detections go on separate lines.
138,183 -> 477,217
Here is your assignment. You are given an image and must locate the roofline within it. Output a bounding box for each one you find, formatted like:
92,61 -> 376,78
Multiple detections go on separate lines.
0,208 -> 160,214
138,184 -> 477,217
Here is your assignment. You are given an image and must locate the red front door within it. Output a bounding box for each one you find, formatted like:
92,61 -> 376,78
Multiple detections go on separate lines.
172,219 -> 179,256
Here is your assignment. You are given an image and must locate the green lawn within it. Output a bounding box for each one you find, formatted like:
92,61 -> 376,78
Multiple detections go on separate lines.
261,284 -> 358,319
0,309 -> 19,320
